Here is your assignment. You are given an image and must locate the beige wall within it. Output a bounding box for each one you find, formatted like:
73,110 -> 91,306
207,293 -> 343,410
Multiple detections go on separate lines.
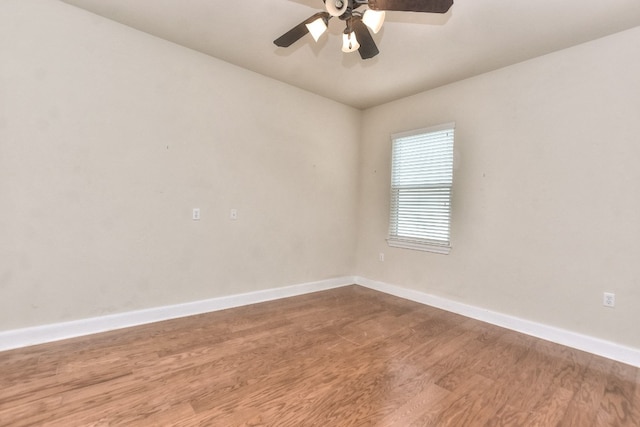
0,0 -> 360,330
356,27 -> 640,348
2,0 -> 640,352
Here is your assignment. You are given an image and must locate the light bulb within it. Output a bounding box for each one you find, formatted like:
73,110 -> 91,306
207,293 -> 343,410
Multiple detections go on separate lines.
305,17 -> 328,42
363,10 -> 385,34
342,32 -> 360,53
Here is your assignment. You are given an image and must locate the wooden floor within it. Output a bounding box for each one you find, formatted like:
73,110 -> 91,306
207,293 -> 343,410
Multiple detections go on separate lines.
1,286 -> 639,426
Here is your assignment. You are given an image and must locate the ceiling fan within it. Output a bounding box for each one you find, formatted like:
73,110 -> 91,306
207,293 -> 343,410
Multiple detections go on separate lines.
274,0 -> 454,60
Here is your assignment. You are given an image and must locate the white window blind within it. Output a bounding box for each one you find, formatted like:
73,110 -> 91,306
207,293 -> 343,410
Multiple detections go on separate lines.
388,123 -> 454,254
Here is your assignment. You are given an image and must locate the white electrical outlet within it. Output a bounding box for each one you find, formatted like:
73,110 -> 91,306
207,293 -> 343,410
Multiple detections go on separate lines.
379,253 -> 385,262
603,292 -> 615,308
192,208 -> 200,221
230,209 -> 238,220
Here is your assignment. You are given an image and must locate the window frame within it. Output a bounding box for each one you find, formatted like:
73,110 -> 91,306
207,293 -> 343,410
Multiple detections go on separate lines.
387,122 -> 455,255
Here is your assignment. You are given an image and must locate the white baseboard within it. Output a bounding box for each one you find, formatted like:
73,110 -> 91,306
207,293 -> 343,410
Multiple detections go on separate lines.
354,276 -> 640,368
0,276 -> 353,352
2,275 -> 639,368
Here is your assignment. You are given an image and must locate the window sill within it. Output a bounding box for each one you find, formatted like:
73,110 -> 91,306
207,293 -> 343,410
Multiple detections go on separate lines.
387,238 -> 451,255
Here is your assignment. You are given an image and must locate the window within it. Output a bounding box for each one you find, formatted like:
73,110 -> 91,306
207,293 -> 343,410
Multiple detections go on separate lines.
388,123 -> 455,254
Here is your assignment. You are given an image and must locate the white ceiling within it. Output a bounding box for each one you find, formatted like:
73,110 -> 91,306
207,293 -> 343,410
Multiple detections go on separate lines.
60,0 -> 640,109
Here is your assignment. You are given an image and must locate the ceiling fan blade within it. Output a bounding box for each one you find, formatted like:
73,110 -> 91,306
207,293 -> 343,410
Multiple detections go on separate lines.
274,12 -> 330,47
352,18 -> 379,60
368,0 -> 453,13
274,23 -> 308,47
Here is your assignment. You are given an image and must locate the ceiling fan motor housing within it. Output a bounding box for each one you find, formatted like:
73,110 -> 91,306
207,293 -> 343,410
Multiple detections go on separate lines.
326,0 -> 350,17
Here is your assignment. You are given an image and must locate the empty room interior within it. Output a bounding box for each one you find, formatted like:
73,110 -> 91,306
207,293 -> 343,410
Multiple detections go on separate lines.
2,0 -> 640,425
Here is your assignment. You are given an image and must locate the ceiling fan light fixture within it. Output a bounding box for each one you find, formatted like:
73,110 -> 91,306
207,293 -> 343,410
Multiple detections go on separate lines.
342,31 -> 360,53
274,0 -> 454,60
305,17 -> 328,42
362,9 -> 385,34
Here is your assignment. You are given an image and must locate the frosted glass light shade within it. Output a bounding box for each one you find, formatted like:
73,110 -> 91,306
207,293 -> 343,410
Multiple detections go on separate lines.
342,32 -> 360,53
363,10 -> 385,34
305,18 -> 328,42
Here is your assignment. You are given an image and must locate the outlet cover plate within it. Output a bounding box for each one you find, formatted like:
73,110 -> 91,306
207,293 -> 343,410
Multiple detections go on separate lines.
603,292 -> 615,308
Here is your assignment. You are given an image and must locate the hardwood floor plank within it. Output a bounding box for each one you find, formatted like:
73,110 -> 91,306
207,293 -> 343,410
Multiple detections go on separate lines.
409,373 -> 494,426
596,359 -> 640,426
501,340 -> 569,413
484,403 -> 534,427
473,330 -> 534,381
559,355 -> 612,426
1,285 -> 639,426
378,381 -> 451,426
524,385 -> 575,426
